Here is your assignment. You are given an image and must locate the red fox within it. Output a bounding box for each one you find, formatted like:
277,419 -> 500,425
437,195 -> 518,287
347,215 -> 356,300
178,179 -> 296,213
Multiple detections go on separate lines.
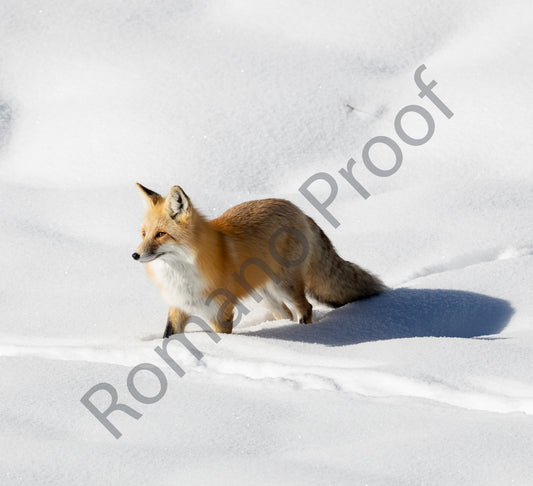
132,184 -> 384,337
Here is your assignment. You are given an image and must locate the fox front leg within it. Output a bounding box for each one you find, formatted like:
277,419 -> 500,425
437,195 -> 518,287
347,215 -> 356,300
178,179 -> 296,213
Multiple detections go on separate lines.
211,302 -> 234,334
164,307 -> 189,338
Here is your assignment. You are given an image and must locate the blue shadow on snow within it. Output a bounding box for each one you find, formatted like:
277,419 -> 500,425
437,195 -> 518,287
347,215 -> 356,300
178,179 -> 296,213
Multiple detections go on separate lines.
241,288 -> 514,346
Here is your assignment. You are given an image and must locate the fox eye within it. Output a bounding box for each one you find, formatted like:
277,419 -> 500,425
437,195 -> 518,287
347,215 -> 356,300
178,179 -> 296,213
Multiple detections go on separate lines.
141,231 -> 146,238
155,232 -> 166,238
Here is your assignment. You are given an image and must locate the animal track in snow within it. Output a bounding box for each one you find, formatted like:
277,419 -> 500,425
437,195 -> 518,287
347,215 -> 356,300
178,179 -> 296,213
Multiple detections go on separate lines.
2,335 -> 532,417
398,246 -> 533,285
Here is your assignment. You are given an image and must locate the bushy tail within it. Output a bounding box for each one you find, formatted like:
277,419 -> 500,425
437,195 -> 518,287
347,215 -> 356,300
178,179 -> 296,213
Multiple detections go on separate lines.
305,217 -> 385,307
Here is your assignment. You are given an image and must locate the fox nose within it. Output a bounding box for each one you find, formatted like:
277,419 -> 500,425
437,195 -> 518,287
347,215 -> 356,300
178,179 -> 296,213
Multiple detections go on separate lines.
132,252 -> 140,261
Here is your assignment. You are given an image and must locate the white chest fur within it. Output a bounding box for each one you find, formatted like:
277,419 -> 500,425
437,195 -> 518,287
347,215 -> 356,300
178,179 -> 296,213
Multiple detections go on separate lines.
149,247 -> 216,321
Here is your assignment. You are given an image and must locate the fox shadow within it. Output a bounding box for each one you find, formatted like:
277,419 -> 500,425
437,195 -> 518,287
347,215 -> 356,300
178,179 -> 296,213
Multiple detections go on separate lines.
239,288 -> 514,346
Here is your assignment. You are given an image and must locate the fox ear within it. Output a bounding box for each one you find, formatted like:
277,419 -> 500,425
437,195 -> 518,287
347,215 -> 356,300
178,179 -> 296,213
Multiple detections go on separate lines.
165,185 -> 191,219
136,183 -> 162,210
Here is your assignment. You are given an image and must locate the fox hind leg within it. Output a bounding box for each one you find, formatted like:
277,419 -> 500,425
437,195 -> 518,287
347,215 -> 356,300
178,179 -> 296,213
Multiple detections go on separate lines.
260,286 -> 294,321
296,298 -> 313,324
277,276 -> 313,324
277,303 -> 293,321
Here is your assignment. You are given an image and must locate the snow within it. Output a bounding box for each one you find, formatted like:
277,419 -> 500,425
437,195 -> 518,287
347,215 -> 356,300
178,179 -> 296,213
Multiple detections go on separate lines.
1,1 -> 533,484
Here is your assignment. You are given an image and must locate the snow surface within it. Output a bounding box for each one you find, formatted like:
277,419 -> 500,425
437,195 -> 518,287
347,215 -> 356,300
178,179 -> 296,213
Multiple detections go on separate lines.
1,1 -> 533,484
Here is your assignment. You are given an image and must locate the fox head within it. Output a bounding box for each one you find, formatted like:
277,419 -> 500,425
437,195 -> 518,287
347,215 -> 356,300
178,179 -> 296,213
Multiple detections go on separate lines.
132,183 -> 196,263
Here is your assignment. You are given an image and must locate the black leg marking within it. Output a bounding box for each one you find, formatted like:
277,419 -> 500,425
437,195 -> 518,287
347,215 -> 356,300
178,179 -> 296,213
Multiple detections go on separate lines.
163,320 -> 173,338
